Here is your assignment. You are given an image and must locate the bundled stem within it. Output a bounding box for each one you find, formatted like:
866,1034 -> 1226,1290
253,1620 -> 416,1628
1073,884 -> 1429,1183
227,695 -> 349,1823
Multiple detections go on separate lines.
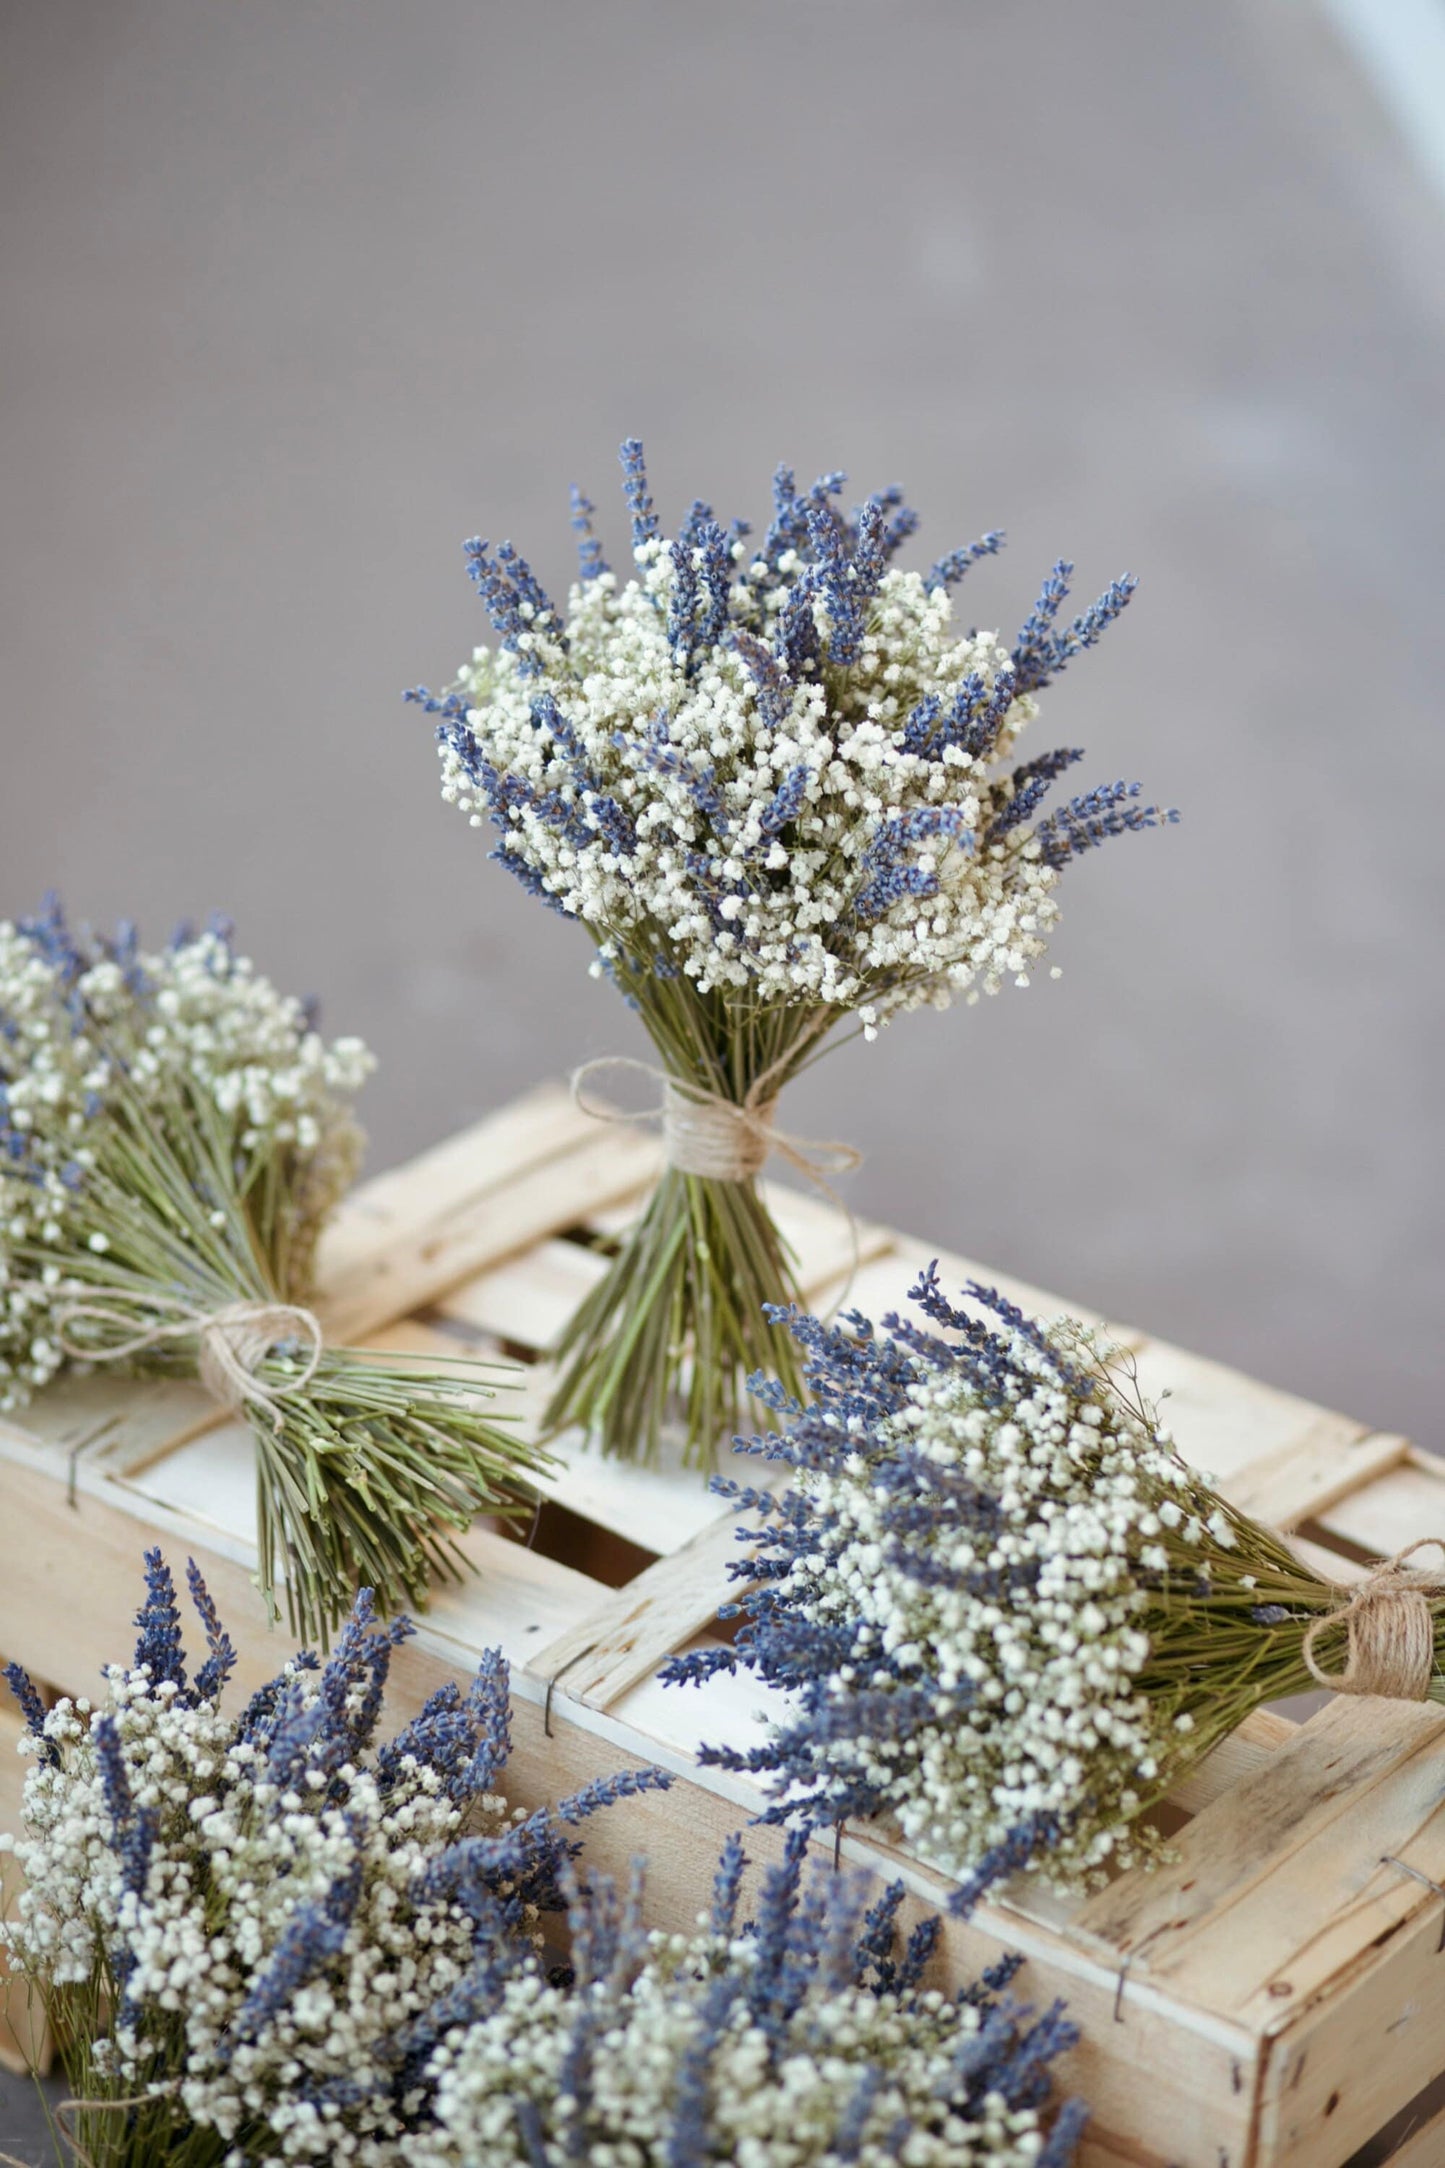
544,965 -> 846,1465
666,1275 -> 1445,1912
0,902 -> 550,1647
48,1075 -> 544,1645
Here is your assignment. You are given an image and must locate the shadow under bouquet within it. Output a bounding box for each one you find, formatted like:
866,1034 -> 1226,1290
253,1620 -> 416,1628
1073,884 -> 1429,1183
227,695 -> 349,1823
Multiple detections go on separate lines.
413,441 -> 1175,1466
0,898 -> 548,1643
665,1270 -> 1445,1913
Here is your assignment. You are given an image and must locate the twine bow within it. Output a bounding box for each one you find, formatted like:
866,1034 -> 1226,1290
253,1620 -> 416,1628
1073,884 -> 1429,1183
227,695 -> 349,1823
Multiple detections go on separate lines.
571,1053 -> 863,1311
55,1292 -> 324,1420
570,1055 -> 862,1191
1302,1541 -> 1445,1700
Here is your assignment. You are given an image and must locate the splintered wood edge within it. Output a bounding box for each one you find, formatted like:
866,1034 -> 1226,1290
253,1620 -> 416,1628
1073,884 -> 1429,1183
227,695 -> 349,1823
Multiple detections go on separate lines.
531,1506 -> 762,1709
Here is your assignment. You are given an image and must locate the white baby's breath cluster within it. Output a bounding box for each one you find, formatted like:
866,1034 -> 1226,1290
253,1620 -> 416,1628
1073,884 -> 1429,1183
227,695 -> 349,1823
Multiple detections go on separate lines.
3,1659 -> 527,2165
786,1327 -> 1228,1891
416,1922 -> 1052,2168
443,549 -> 1056,1023
0,912 -> 371,1407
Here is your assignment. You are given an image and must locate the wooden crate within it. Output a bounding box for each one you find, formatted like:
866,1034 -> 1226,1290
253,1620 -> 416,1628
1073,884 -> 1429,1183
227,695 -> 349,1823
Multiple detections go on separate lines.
1,1078 -> 1442,2168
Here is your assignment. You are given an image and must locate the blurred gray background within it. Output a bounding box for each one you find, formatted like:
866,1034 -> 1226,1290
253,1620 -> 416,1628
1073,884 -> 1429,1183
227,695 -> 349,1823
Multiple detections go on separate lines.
2,0 -> 1442,1487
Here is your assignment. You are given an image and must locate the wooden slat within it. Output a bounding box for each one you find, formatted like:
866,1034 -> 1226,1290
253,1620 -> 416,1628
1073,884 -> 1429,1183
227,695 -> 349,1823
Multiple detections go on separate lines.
0,1451 -> 604,1700
530,1507 -> 758,1710
436,1236 -> 610,1352
1167,1708 -> 1298,1818
1127,1337 -> 1375,1494
0,1371 -> 216,1484
1072,1697 -> 1445,2001
1224,1429 -> 1411,1533
1256,1899 -> 1445,2168
316,1113 -> 662,1347
316,1081 -> 593,1287
1317,1451 -> 1445,1562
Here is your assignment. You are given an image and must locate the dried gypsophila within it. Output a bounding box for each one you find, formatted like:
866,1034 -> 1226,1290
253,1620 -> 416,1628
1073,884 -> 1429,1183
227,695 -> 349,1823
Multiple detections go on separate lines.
0,897 -> 548,1643
665,1268 -> 1401,1913
2,1553 -> 670,2167
414,1832 -> 1087,2168
410,444 -> 1175,1467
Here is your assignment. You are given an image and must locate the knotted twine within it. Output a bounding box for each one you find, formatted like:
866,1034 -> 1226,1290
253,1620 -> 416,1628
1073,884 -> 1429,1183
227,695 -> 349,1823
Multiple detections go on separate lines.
571,1053 -> 864,1311
571,1055 -> 862,1190
54,1293 -> 324,1422
1302,1541 -> 1445,1700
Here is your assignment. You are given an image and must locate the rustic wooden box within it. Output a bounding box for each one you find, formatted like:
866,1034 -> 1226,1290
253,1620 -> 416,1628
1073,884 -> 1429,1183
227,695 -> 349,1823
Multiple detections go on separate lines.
2,1080 -> 1443,2167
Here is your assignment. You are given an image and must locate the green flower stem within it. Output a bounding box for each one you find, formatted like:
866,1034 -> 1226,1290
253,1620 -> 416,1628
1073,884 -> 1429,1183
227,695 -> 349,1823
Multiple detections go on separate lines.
545,1165 -> 808,1466
38,1074 -> 550,1648
543,937 -> 852,1467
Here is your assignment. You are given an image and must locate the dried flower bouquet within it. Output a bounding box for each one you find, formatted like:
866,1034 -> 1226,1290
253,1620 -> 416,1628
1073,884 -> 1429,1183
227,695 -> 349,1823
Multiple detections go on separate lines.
666,1270 -> 1445,1913
2,1556 -> 1088,2166
2,1555 -> 669,2168
412,442 -> 1174,1466
0,898 -> 548,1642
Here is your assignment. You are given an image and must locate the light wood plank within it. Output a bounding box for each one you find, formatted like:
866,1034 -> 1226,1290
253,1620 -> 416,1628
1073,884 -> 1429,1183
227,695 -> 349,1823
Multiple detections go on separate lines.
1256,1906 -> 1445,2168
1167,1708 -> 1298,1817
1224,1429 -> 1410,1533
1317,1451 -> 1445,1563
316,1121 -> 663,1347
437,1236 -> 610,1352
1073,1697 -> 1445,2011
315,1080 -> 591,1285
0,1453 -> 604,1698
530,1507 -> 760,1710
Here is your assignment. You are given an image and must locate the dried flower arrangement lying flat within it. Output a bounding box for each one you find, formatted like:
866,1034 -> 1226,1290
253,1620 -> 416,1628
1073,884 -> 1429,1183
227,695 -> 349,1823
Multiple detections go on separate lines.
667,1268 -> 1444,1911
2,1558 -> 1087,2166
0,898 -> 548,1642
411,443 -> 1174,1467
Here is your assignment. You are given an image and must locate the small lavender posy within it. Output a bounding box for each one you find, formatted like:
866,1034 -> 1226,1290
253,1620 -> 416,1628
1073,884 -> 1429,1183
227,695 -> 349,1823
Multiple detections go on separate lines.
412,445 -> 1174,1466
415,1832 -> 1088,2167
0,897 -> 550,1641
664,1271 -> 1400,1913
1,1553 -> 672,2167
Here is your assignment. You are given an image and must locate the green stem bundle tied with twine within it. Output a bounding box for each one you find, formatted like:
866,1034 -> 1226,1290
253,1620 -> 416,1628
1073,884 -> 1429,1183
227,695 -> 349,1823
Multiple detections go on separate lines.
666,1271 -> 1445,1915
547,1036 -> 860,1466
0,898 -> 548,1644
414,441 -> 1174,1466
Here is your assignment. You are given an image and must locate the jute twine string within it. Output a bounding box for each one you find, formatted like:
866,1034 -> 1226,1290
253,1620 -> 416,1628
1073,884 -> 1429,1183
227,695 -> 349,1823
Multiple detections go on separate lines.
1302,1541 -> 1445,1700
0,2089 -> 173,2168
55,1292 -> 324,1420
571,1052 -> 864,1314
571,1055 -> 862,1190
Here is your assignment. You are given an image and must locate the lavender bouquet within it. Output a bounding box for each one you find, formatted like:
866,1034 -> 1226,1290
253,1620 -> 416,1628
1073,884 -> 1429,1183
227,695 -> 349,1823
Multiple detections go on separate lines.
0,898 -> 548,1643
412,442 -> 1174,1466
2,1556 -> 1087,2167
1,1554 -> 670,2168
415,1834 -> 1087,2167
665,1271 -> 1443,1912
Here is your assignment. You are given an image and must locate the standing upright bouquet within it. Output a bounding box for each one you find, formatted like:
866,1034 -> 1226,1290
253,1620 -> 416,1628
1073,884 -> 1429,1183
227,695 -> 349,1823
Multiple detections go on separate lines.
413,442 -> 1174,1464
